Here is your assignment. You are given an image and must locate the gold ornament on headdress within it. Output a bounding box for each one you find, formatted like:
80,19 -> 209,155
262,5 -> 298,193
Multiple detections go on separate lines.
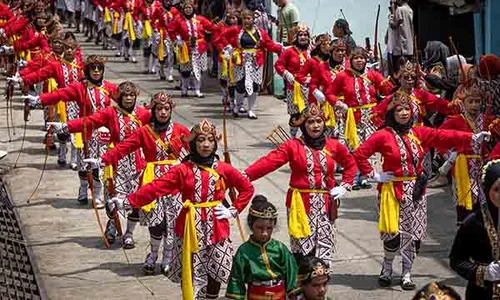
290,104 -> 326,127
395,60 -> 417,80
115,81 -> 139,100
86,55 -> 107,66
455,83 -> 484,101
185,119 -> 221,142
387,91 -> 412,111
298,262 -> 330,282
249,206 -> 278,219
150,91 -> 175,109
414,282 -> 456,300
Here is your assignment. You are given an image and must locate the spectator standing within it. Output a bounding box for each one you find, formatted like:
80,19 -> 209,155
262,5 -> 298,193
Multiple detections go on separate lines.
390,0 -> 414,73
333,19 -> 356,55
273,0 -> 299,45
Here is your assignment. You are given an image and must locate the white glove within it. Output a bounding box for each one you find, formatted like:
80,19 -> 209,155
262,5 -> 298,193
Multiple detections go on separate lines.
22,94 -> 40,107
214,204 -> 237,220
447,151 -> 458,161
372,171 -> 395,183
222,50 -> 231,61
223,45 -> 234,55
335,101 -> 348,113
284,71 -> 295,84
82,158 -> 103,169
177,38 -> 184,47
312,89 -> 325,104
97,5 -> 104,12
7,72 -> 21,84
17,60 -> 27,68
2,45 -> 13,53
329,186 -> 347,200
47,122 -> 64,133
112,196 -> 131,211
474,131 -> 491,143
485,262 -> 500,282
305,77 -> 311,85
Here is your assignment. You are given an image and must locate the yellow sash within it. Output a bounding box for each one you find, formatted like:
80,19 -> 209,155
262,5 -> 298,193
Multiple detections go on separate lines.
181,199 -> 222,300
159,28 -> 166,61
293,81 -> 306,112
345,103 -> 376,149
112,11 -> 120,34
245,29 -> 259,44
175,41 -> 190,65
378,176 -> 417,234
462,114 -> 479,133
123,12 -> 136,41
103,143 -> 115,181
113,102 -> 143,127
140,159 -> 178,212
455,154 -> 481,210
221,53 -> 236,84
142,20 -> 152,39
322,102 -> 336,128
289,188 -> 327,239
104,7 -> 112,23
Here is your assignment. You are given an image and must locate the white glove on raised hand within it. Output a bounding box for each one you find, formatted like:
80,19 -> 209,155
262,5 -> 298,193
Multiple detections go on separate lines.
82,158 -> 103,169
485,262 -> 500,282
312,89 -> 325,104
372,171 -> 395,183
335,101 -> 348,112
47,122 -> 64,133
474,131 -> 491,143
329,186 -> 347,200
284,70 -> 295,84
177,38 -> 184,47
22,94 -> 40,107
447,151 -> 458,162
214,204 -> 237,220
223,45 -> 234,55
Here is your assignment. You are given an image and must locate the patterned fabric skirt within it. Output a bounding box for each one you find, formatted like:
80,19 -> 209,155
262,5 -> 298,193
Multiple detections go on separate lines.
168,207 -> 234,299
151,32 -> 174,61
64,0 -> 76,13
289,193 -> 336,268
113,157 -> 141,197
179,49 -> 207,81
233,54 -> 262,96
379,179 -> 428,243
76,135 -> 108,172
285,84 -> 309,115
336,107 -> 377,152
451,158 -> 483,207
123,20 -> 143,41
140,193 -> 183,227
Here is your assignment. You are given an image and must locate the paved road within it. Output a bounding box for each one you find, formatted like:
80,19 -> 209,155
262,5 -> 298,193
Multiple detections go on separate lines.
0,30 -> 467,299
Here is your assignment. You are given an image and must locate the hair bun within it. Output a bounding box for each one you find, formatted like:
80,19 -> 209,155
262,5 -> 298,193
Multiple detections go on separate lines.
251,194 -> 268,205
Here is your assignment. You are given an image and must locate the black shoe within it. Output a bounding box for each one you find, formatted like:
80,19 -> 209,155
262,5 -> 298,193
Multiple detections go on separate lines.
352,183 -> 361,191
275,94 -> 286,100
360,180 -> 372,189
124,57 -> 130,61
181,93 -> 188,98
77,197 -> 88,205
160,76 -> 166,80
143,254 -> 157,275
57,159 -> 67,168
378,273 -> 392,287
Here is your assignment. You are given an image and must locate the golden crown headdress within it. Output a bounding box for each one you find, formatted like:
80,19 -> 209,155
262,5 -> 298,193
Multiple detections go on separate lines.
298,262 -> 330,282
85,55 -> 107,66
249,206 -> 278,219
185,119 -> 221,142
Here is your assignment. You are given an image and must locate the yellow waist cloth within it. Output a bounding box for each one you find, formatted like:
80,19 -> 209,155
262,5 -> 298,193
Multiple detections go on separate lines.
345,103 -> 377,150
74,133 -> 84,149
181,199 -> 222,300
378,176 -> 417,234
141,160 -> 178,212
112,11 -> 120,34
234,48 -> 257,65
293,81 -> 306,113
175,41 -> 190,64
158,28 -> 166,61
455,154 -> 481,210
123,12 -> 136,41
103,143 -> 115,181
142,20 -> 152,39
322,102 -> 336,128
289,187 -> 327,239
104,7 -> 112,23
